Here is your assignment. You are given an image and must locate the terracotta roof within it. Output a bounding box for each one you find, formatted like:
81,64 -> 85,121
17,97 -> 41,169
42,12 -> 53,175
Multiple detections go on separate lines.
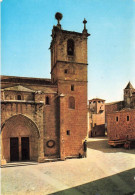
2,85 -> 57,94
89,98 -> 105,102
115,108 -> 135,113
41,88 -> 57,94
105,101 -> 123,105
107,108 -> 135,115
1,75 -> 54,86
2,85 -> 35,92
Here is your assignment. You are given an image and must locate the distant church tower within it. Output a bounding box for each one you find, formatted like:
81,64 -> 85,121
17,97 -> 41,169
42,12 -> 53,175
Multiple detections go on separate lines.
50,13 -> 90,159
124,81 -> 134,107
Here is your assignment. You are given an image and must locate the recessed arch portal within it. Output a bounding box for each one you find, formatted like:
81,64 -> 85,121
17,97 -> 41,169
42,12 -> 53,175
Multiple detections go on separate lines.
1,114 -> 40,162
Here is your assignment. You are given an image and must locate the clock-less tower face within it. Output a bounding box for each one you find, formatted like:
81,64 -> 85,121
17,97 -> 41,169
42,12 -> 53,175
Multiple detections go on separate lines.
50,28 -> 88,84
50,16 -> 90,158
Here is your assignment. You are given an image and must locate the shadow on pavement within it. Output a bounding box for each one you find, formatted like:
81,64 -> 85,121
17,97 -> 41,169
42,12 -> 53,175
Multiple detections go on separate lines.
50,168 -> 135,195
87,139 -> 135,154
1,161 -> 38,168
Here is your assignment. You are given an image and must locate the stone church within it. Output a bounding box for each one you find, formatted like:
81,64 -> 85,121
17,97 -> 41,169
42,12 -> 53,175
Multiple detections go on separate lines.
106,82 -> 135,147
106,81 -> 135,114
1,13 -> 90,164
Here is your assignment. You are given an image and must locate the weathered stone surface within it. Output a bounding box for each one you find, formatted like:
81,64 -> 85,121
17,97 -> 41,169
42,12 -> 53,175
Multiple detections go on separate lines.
107,109 -> 135,140
88,98 -> 105,137
106,83 -> 135,143
1,14 -> 89,163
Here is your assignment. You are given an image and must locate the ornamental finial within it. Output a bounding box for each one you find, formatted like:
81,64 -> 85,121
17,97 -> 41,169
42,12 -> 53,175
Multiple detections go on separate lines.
83,18 -> 87,30
55,12 -> 63,28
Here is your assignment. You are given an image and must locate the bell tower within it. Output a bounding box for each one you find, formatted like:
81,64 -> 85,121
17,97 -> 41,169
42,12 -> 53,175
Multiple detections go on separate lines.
124,82 -> 134,107
50,13 -> 90,159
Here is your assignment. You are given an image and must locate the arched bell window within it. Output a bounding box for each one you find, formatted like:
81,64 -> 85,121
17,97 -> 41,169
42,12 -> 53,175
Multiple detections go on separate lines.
67,39 -> 74,56
69,96 -> 75,109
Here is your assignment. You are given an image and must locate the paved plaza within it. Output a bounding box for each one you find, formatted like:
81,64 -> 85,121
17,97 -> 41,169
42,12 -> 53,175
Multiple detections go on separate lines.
1,137 -> 135,195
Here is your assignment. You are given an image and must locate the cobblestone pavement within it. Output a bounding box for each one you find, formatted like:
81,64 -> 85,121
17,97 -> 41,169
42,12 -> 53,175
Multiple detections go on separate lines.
1,137 -> 135,195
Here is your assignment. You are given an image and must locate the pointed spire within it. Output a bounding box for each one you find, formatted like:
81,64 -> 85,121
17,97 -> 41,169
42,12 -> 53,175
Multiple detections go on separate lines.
125,81 -> 134,89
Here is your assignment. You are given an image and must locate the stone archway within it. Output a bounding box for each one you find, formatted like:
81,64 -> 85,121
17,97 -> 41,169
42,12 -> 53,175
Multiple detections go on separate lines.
1,114 -> 40,162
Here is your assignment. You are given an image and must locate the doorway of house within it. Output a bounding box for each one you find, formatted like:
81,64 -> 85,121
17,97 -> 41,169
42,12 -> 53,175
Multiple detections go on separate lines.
10,137 -> 19,161
21,137 -> 30,160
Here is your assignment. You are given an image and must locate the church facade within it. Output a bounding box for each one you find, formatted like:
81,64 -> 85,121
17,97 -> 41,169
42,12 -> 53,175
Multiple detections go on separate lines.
1,13 -> 90,164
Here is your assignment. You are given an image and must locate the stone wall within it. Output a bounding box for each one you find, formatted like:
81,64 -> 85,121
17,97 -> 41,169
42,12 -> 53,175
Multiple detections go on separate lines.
50,26 -> 89,158
107,109 -> 135,140
105,101 -> 124,122
58,81 -> 87,157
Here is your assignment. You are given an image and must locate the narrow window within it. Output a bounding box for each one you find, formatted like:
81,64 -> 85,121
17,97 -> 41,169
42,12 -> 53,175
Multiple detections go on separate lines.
17,95 -> 21,100
69,96 -> 75,109
67,39 -> 74,56
64,69 -> 68,74
98,101 -> 100,103
46,96 -> 50,105
127,116 -> 129,121
71,85 -> 74,91
67,130 -> 70,135
116,116 -> 118,122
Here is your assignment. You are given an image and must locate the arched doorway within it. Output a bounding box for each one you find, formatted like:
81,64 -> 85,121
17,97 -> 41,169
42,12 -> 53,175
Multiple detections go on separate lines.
1,114 -> 40,162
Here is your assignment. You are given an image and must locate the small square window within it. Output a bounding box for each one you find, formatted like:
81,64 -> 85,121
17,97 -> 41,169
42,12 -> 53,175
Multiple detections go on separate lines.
116,116 -> 118,122
71,85 -> 74,91
67,130 -> 70,135
64,69 -> 68,74
127,116 -> 129,121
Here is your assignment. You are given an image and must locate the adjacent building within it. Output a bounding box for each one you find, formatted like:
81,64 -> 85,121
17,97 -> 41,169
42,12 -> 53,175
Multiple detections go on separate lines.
106,82 -> 135,147
107,108 -> 135,141
106,82 -> 135,115
88,98 -> 105,137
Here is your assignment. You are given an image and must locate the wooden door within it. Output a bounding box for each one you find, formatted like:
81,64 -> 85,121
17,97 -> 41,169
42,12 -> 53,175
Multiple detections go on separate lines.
10,137 -> 19,161
21,137 -> 30,160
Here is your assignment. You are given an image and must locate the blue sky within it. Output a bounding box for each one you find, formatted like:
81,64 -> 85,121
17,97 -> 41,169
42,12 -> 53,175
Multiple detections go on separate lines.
1,0 -> 135,102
